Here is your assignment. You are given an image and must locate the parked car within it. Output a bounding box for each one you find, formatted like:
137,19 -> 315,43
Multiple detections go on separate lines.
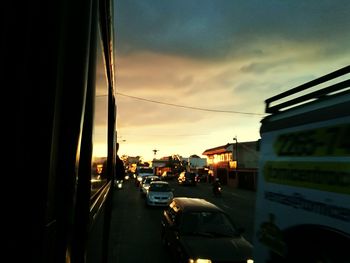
177,171 -> 198,186
145,181 -> 174,207
140,176 -> 161,195
161,197 -> 254,263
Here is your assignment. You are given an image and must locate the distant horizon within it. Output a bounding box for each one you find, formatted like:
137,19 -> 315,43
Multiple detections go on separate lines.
118,139 -> 259,162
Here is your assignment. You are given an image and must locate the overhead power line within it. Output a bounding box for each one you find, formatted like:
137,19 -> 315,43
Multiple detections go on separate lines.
116,92 -> 265,116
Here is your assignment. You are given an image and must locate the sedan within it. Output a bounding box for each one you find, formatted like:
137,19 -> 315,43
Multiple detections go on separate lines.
140,176 -> 161,195
145,181 -> 174,207
161,197 -> 254,263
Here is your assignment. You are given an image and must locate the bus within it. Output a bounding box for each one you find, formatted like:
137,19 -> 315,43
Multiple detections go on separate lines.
10,0 -> 118,262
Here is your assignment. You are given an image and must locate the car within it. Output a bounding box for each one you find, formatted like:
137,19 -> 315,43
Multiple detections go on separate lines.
114,179 -> 123,189
145,181 -> 174,207
178,171 -> 198,186
135,166 -> 154,186
161,197 -> 254,263
140,175 -> 161,195
161,171 -> 176,180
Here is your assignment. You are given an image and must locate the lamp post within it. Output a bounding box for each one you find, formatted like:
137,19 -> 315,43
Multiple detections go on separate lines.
153,149 -> 159,160
233,137 -> 238,178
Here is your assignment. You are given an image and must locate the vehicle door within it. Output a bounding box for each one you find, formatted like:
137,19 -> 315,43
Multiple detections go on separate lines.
163,206 -> 181,242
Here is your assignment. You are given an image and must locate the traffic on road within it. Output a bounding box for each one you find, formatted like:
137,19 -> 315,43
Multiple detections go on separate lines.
108,176 -> 256,263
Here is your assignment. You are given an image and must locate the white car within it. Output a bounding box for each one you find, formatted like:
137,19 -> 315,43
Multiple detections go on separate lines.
146,181 -> 174,207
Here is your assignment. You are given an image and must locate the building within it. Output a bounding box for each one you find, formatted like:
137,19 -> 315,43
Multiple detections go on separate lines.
202,140 -> 259,190
181,154 -> 207,169
152,155 -> 186,176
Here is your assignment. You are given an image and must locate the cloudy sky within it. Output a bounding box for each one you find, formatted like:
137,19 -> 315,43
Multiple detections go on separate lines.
112,0 -> 350,161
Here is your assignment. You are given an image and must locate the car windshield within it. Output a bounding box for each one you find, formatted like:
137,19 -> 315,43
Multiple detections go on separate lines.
180,211 -> 238,237
149,183 -> 171,192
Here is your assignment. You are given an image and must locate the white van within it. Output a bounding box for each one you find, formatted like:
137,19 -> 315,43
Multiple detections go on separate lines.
253,66 -> 350,263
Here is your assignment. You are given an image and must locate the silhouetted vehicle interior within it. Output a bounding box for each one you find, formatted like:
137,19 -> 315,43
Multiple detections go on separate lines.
12,0 -> 118,262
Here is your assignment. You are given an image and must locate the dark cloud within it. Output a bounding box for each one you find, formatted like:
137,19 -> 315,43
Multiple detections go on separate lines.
115,0 -> 350,60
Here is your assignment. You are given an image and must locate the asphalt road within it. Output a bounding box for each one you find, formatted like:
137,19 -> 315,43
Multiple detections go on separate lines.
108,178 -> 256,263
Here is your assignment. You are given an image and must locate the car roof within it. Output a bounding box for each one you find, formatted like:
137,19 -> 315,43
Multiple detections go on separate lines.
150,180 -> 168,185
171,197 -> 223,213
143,176 -> 159,182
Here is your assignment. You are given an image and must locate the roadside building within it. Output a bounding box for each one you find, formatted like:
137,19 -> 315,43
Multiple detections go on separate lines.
152,155 -> 186,177
152,158 -> 169,176
187,154 -> 207,168
202,140 -> 259,190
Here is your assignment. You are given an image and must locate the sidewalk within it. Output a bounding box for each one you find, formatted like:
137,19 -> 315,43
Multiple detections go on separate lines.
199,181 -> 257,200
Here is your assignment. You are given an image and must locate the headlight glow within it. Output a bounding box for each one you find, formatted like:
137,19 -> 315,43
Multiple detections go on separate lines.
247,259 -> 254,263
188,259 -> 212,263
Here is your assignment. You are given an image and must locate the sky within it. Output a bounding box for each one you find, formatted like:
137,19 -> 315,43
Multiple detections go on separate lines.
112,0 -> 350,161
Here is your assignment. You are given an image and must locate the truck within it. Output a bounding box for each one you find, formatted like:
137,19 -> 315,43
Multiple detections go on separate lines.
253,65 -> 350,263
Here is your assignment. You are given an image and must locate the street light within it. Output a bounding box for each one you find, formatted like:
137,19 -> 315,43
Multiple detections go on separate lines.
153,149 -> 159,159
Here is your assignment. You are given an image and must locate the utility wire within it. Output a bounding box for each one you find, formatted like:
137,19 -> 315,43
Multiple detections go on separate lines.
116,92 -> 265,116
